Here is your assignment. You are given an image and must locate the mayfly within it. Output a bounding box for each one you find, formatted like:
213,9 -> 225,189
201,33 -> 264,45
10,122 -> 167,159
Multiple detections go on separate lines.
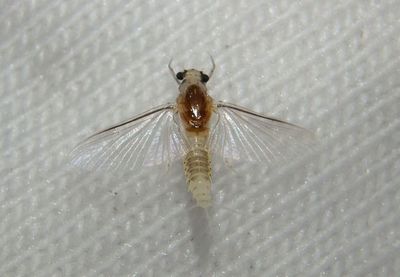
71,58 -> 314,208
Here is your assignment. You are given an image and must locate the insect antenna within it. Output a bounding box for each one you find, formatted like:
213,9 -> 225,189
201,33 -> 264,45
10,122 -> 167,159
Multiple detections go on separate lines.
168,58 -> 180,84
207,54 -> 216,79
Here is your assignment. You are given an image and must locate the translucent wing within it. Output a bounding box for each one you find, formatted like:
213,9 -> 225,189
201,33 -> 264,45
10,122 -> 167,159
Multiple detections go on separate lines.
209,101 -> 315,165
70,103 -> 189,173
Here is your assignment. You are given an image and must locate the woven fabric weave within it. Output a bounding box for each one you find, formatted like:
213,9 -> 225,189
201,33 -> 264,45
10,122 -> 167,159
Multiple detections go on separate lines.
1,0 -> 399,276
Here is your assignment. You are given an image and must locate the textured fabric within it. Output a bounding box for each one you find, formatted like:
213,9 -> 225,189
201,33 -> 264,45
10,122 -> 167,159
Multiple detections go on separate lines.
1,0 -> 400,276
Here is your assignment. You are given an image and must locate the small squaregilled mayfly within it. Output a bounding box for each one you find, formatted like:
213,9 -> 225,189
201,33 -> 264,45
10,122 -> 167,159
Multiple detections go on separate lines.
71,58 -> 314,208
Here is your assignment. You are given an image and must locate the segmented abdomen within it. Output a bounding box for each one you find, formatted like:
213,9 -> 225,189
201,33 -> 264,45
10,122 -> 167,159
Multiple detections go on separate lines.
184,147 -> 212,208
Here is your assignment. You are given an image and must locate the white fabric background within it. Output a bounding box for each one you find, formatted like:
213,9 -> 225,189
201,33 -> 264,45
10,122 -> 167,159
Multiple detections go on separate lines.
1,0 -> 399,276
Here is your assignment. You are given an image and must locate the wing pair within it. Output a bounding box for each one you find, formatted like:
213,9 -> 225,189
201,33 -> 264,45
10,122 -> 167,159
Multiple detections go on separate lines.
70,102 -> 314,173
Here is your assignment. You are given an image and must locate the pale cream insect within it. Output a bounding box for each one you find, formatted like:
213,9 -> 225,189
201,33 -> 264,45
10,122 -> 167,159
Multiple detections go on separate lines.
71,59 -> 314,208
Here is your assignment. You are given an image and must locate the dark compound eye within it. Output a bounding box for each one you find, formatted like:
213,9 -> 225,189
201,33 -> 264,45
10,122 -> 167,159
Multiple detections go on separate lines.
201,73 -> 209,83
176,72 -> 185,80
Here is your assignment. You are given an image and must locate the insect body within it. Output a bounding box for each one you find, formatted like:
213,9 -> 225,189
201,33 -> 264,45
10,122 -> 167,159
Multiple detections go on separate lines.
71,59 -> 314,208
176,69 -> 214,207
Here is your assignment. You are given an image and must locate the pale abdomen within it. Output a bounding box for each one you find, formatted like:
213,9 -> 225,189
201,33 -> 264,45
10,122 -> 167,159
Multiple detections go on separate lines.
184,146 -> 212,208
